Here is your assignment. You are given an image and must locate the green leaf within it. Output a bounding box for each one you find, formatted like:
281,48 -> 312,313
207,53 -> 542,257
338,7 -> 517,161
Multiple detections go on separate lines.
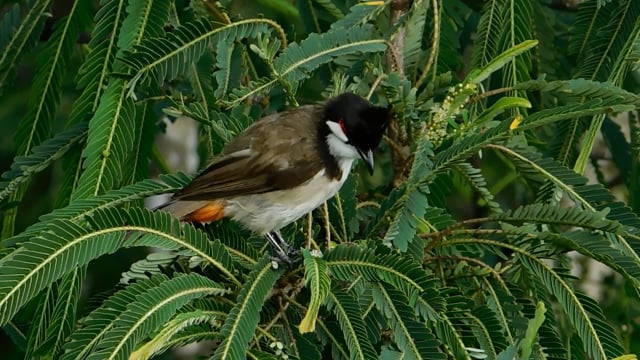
89,273 -> 227,360
325,244 -> 444,320
330,1 -> 386,30
0,122 -> 88,204
118,0 -> 170,50
373,284 -> 445,360
434,316 -> 471,360
228,25 -> 387,106
61,276 -> 166,360
30,268 -> 85,358
327,289 -> 377,360
122,103 -> 156,187
299,249 -> 330,333
119,18 -> 279,93
474,96 -> 532,126
0,207 -> 240,325
518,301 -> 546,360
3,0 -> 94,239
73,79 -> 136,199
466,40 -> 538,84
519,255 -> 624,360
453,163 -> 501,213
66,0 -> 127,126
211,256 -> 284,360
129,309 -> 220,360
0,0 -> 51,95
3,173 -> 190,248
471,0 -> 505,68
384,139 -> 434,251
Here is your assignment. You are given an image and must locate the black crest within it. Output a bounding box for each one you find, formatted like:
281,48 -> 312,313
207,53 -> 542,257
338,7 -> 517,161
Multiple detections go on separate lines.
324,93 -> 391,151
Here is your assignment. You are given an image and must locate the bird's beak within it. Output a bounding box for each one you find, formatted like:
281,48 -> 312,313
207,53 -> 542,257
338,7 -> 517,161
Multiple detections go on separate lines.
358,149 -> 375,175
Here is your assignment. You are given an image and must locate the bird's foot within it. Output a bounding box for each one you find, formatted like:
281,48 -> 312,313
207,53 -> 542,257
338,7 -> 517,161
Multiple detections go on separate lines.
265,231 -> 300,266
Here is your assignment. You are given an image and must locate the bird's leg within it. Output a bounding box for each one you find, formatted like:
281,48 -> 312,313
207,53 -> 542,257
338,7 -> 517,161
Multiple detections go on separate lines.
264,231 -> 299,264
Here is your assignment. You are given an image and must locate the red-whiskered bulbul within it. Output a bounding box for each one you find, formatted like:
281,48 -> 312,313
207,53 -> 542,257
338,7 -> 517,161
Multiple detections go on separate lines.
158,93 -> 390,262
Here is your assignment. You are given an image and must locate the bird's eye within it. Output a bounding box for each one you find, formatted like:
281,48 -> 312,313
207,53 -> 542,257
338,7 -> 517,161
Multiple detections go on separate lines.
338,117 -> 347,134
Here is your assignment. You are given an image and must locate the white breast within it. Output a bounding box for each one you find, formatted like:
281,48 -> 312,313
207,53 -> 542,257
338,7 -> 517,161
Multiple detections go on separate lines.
224,159 -> 353,234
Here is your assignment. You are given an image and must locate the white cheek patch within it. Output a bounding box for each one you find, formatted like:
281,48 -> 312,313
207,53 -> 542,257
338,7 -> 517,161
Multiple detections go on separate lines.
326,121 -> 349,142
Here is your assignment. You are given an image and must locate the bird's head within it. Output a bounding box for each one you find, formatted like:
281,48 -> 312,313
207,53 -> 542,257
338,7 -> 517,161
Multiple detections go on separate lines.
323,93 -> 390,174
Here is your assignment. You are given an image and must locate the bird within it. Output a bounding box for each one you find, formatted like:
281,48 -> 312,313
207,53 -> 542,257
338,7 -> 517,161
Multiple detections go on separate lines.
158,93 -> 390,262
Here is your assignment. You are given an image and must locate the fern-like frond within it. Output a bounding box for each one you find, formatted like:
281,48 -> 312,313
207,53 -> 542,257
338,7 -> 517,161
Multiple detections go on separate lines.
469,305 -> 509,358
61,276 -> 166,360
2,0 -> 94,238
33,268 -> 85,358
211,256 -> 284,360
573,1 -> 640,82
383,185 -> 429,252
341,3 -> 388,30
519,255 -> 624,359
139,323 -> 216,358
514,78 -> 640,107
384,140 -> 434,251
402,0 -> 429,77
573,3 -> 640,175
205,222 -> 261,268
325,244 -> 443,319
326,289 -> 377,360
56,0 -> 130,213
373,284 -> 445,359
313,0 -> 344,20
544,230 -> 640,284
0,207 -> 239,325
496,0 -> 533,90
498,148 -> 640,231
122,103 -> 156,186
493,203 -> 623,234
89,273 -> 227,360
471,0 -> 506,69
228,25 -> 387,106
521,100 -> 637,132
525,79 -> 640,168
119,18 -> 279,93
513,79 -> 640,167
0,0 -> 51,95
433,315 -> 471,360
23,278 -> 57,358
120,251 -> 179,284
73,79 -> 135,199
67,0 -> 127,126
466,40 -> 538,85
0,122 -> 87,204
453,163 -> 501,213
3,173 -> 190,247
118,0 -> 170,50
13,0 -> 93,156
212,40 -> 238,100
299,249 -> 330,333
432,119 -> 511,175
129,309 -> 220,360
569,0 -> 606,59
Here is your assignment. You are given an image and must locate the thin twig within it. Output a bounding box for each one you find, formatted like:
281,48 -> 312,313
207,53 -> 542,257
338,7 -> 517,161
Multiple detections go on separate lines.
366,73 -> 386,100
416,0 -> 440,86
323,202 -> 331,247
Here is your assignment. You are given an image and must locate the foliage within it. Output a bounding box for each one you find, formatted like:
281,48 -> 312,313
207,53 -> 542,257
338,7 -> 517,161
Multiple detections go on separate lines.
1,0 -> 640,359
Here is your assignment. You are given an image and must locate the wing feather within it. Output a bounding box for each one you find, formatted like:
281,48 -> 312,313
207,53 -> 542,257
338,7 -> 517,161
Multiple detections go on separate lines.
173,105 -> 324,201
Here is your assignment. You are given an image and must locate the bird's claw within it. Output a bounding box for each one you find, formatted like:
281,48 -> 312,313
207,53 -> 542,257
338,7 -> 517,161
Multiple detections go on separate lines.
265,231 -> 300,266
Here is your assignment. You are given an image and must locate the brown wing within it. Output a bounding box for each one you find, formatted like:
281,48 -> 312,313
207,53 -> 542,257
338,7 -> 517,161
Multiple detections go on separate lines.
172,105 -> 325,201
